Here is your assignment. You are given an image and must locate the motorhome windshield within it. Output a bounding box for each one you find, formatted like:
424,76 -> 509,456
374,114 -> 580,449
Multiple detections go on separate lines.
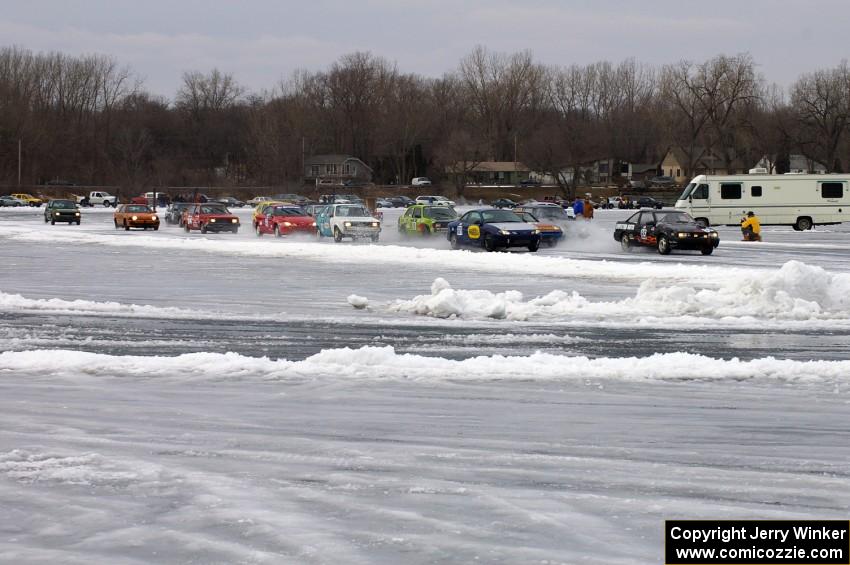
679,183 -> 696,200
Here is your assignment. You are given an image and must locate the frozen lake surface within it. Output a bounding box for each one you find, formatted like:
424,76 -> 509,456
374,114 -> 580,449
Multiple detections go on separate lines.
1,206 -> 849,564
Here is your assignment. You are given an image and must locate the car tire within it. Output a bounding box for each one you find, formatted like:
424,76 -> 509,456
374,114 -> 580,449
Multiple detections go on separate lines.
274,225 -> 281,237
528,240 -> 540,252
44,216 -> 48,223
114,220 -> 119,229
154,226 -> 159,231
51,219 -> 55,225
701,246 -> 714,255
657,235 -> 671,255
795,217 -> 813,231
255,224 -> 263,237
620,234 -> 632,252
333,227 -> 343,242
232,227 -> 238,234
184,223 -> 190,233
449,233 -> 459,250
124,221 -> 130,231
371,235 -> 379,242
76,220 -> 81,225
200,224 -> 207,234
483,234 -> 497,252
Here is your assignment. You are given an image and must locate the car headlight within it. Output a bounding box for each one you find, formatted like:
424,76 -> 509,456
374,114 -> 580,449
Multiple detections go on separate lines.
678,232 -> 688,238
553,226 -> 562,232
311,222 -> 317,227
75,212 -> 80,216
151,215 -> 157,221
371,222 -> 379,227
344,221 -> 352,227
500,229 -> 510,235
55,212 -> 60,216
283,221 -> 292,227
132,215 -> 138,221
231,218 -> 238,224
532,229 -> 541,235
210,218 -> 216,222
710,232 -> 719,237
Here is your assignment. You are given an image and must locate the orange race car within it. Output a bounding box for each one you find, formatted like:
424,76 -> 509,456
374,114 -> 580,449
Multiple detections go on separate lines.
114,204 -> 160,231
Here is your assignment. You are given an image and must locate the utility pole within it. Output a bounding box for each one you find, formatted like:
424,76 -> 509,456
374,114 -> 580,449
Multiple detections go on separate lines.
17,139 -> 22,187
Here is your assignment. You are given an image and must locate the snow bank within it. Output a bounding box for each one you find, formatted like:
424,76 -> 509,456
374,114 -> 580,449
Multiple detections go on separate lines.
2,346 -> 849,384
2,225 -> 749,284
387,261 -> 850,324
347,294 -> 369,309
0,290 -> 226,319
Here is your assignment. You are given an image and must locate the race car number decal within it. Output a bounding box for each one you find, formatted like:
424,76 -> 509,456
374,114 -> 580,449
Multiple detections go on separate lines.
615,223 -> 634,230
640,227 -> 647,238
467,225 -> 480,239
456,224 -> 463,235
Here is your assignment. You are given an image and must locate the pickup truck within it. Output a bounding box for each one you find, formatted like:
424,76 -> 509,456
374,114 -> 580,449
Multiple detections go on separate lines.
75,191 -> 117,207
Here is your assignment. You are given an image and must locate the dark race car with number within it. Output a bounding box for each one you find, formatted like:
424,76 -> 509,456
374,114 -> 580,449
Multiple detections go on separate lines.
615,209 -> 719,255
447,208 -> 542,252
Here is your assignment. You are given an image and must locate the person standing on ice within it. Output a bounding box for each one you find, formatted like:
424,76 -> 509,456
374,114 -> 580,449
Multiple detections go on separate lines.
572,197 -> 584,218
741,211 -> 761,241
582,198 -> 594,220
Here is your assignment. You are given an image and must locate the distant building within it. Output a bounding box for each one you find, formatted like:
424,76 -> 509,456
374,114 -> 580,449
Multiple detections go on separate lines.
755,154 -> 827,174
304,155 -> 372,183
660,147 -> 747,184
447,161 -> 531,185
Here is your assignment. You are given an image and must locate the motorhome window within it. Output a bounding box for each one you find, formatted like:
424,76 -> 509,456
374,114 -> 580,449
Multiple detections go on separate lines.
821,182 -> 843,199
751,186 -> 763,197
693,184 -> 709,199
720,183 -> 741,199
680,183 -> 696,199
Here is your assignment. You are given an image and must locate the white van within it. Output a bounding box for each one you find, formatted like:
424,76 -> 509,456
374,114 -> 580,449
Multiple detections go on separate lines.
411,177 -> 432,186
675,173 -> 850,230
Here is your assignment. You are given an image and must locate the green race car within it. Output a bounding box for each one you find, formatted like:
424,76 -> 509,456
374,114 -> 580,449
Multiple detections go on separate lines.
398,204 -> 458,236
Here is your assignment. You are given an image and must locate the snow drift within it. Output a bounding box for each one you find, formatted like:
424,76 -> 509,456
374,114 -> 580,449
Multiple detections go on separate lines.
2,346 -> 849,384
385,261 -> 850,325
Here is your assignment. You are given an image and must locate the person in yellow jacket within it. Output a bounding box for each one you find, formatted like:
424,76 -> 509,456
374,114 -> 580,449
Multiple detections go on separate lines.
741,211 -> 761,241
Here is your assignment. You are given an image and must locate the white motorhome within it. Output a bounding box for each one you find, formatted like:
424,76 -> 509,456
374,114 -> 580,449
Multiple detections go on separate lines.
675,173 -> 850,230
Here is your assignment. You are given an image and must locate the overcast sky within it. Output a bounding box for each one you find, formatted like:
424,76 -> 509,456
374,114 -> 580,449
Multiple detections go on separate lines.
2,0 -> 848,98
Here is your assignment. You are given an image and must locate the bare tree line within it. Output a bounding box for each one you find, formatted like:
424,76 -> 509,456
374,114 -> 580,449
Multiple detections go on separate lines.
1,45 -> 849,195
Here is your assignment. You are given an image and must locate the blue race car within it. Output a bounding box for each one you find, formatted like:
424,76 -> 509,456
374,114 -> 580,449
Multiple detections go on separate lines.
447,208 -> 542,252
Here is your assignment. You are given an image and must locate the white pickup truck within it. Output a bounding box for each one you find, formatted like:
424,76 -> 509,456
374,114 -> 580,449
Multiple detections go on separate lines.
76,191 -> 117,207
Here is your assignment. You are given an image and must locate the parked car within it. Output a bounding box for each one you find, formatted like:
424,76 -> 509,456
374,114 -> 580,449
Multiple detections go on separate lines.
215,196 -> 246,208
515,211 -> 564,247
388,196 -> 415,208
272,193 -> 312,205
398,204 -> 458,237
11,193 -> 44,207
75,191 -> 117,207
113,204 -> 160,231
636,196 -> 665,209
447,208 -> 541,252
520,178 -> 542,187
376,198 -> 393,208
614,209 -> 718,255
247,196 -> 273,206
415,195 -> 456,207
0,195 -> 26,207
165,202 -> 196,225
44,199 -> 81,225
648,175 -> 676,188
492,198 -> 517,209
254,205 -> 317,237
411,177 -> 432,186
315,203 -> 381,242
183,203 -> 240,234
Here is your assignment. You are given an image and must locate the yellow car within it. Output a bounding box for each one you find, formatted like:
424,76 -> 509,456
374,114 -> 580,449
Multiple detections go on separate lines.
252,200 -> 287,228
12,193 -> 44,207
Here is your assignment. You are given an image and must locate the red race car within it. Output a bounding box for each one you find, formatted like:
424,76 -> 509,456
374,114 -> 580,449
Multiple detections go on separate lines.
254,205 -> 317,237
183,203 -> 240,234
